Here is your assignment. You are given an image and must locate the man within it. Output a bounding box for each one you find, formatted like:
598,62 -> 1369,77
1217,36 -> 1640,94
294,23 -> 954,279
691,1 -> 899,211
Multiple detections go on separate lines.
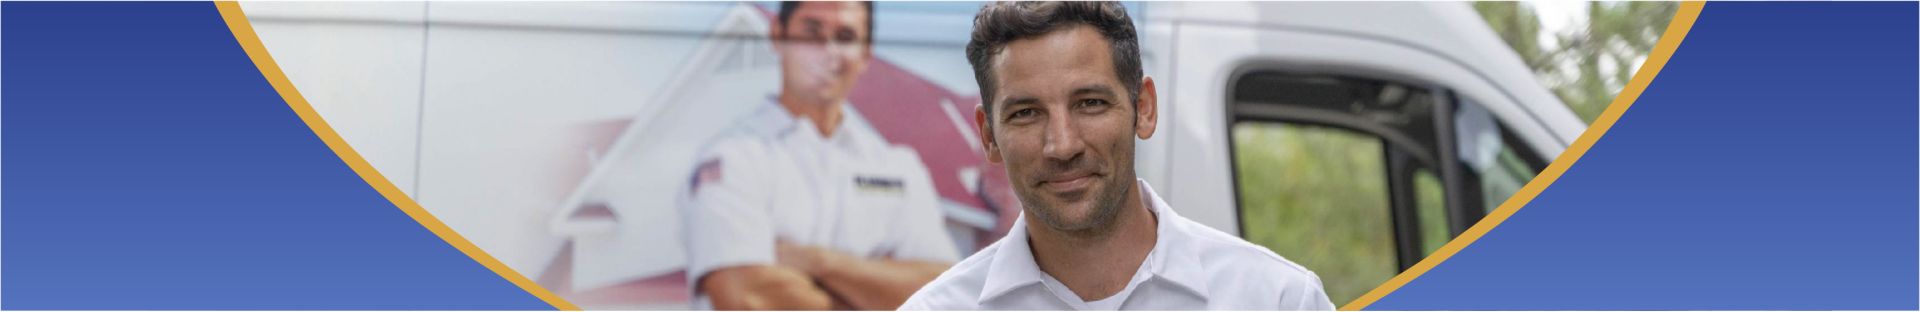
899,2 -> 1335,310
682,1 -> 957,310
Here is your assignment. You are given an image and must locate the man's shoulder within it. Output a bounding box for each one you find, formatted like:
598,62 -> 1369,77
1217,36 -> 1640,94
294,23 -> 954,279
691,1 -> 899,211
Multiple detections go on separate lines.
1161,214 -> 1333,309
841,115 -> 933,172
1170,214 -> 1323,287
900,238 -> 1003,310
695,120 -> 788,162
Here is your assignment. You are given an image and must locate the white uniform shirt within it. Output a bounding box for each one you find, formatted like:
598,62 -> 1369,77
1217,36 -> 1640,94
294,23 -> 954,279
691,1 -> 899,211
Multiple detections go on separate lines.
900,179 -> 1336,310
682,99 -> 960,305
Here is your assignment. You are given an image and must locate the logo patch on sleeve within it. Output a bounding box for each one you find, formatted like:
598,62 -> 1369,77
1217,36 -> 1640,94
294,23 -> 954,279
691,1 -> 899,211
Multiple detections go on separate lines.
690,158 -> 723,193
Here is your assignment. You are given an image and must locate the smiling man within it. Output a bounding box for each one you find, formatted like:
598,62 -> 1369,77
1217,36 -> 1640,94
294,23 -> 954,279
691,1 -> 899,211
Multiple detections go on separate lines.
899,2 -> 1334,310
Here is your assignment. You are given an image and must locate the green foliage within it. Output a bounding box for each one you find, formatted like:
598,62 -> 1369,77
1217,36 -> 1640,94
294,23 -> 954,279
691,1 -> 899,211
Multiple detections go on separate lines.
1413,171 -> 1449,256
1475,1 -> 1678,122
1233,123 -> 1397,305
1232,123 -> 1458,305
1227,3 -> 1678,305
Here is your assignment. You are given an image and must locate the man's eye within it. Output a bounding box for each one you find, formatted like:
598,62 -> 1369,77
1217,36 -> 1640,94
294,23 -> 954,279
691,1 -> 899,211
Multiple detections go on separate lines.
1008,108 -> 1037,120
790,31 -> 823,42
1078,99 -> 1111,108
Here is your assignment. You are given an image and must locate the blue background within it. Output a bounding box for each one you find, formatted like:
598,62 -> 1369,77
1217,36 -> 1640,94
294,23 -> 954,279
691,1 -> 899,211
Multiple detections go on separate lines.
2,2 -> 550,309
0,1 -> 1913,310
1371,2 -> 1919,310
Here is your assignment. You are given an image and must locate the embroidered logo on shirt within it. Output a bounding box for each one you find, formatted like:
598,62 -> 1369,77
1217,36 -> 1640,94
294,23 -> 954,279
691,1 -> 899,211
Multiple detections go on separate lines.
853,175 -> 905,194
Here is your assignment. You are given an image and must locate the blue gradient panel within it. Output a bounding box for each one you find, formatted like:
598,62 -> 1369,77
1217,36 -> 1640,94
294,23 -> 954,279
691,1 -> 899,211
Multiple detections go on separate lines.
1371,2 -> 1919,310
1,2 -> 551,309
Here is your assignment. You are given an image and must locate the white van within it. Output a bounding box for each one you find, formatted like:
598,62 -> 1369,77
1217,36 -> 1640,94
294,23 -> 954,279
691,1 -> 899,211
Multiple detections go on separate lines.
241,1 -> 1580,308
1137,2 -> 1581,301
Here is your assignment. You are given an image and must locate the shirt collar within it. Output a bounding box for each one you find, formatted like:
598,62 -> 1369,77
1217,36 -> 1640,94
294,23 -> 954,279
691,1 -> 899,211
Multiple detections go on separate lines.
1140,180 -> 1211,299
976,179 -> 1211,304
979,212 -> 1043,303
758,95 -> 869,152
747,95 -> 800,137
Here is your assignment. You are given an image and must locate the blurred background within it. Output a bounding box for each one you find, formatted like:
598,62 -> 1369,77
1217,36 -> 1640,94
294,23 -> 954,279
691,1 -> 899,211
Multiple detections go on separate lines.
1233,1 -> 1678,303
239,1 -> 1676,308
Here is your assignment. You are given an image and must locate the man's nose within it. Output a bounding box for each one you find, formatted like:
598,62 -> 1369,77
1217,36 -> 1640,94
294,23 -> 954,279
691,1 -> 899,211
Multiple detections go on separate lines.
1041,111 -> 1086,162
824,40 -> 856,71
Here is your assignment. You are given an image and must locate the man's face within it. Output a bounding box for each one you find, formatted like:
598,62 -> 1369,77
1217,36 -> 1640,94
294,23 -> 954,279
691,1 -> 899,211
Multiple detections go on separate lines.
774,2 -> 871,107
978,25 -> 1157,234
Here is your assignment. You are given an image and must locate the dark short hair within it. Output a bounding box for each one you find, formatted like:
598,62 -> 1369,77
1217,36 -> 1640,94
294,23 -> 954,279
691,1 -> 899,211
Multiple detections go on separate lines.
777,1 -> 875,44
966,1 -> 1141,119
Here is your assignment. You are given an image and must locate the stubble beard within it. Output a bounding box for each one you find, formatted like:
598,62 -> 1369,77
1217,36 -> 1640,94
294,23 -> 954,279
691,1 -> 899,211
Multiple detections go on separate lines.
1020,141 -> 1137,240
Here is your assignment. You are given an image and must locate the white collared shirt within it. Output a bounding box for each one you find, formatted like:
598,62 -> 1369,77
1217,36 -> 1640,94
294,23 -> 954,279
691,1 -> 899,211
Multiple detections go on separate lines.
682,98 -> 960,306
900,180 -> 1335,311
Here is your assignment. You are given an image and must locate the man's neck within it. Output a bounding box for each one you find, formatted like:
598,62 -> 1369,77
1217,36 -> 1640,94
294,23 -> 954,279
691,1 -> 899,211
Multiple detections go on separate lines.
1025,180 -> 1159,302
776,92 -> 843,137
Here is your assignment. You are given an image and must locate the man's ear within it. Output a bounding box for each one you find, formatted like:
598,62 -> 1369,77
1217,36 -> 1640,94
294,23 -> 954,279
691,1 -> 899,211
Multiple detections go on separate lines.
975,103 -> 1002,164
862,44 -> 875,62
768,20 -> 784,52
1134,76 -> 1160,140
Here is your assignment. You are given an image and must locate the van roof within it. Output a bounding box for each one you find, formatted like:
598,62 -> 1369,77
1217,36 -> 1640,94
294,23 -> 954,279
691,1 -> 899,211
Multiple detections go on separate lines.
1148,2 -> 1586,143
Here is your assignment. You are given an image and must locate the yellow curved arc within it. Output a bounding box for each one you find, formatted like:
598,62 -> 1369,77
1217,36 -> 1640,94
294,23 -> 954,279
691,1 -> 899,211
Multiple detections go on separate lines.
1338,2 -> 1704,310
214,2 -> 581,310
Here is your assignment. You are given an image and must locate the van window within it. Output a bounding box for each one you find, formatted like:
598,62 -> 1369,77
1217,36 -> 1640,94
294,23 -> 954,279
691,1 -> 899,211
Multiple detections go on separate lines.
1481,147 -> 1536,208
1227,69 -> 1562,305
1413,169 -> 1448,256
1452,95 -> 1549,213
1230,121 -> 1398,304
1228,71 -> 1443,304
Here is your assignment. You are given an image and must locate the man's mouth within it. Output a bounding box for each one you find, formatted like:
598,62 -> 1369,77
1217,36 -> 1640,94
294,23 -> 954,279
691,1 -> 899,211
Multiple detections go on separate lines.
1038,171 -> 1098,194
